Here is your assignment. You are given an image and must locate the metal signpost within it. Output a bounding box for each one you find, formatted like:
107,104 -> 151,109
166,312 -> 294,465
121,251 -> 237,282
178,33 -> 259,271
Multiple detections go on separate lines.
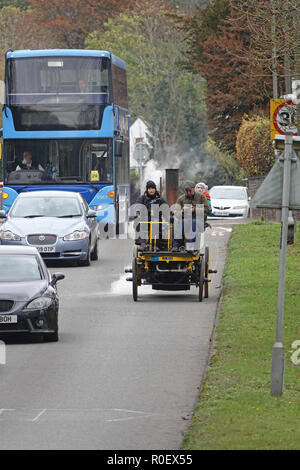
251,132 -> 300,396
270,133 -> 292,395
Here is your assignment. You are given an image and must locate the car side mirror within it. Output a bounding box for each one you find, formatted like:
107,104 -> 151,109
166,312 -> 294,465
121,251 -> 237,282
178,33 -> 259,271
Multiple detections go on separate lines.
0,210 -> 7,218
51,272 -> 65,286
248,196 -> 251,201
87,209 -> 97,218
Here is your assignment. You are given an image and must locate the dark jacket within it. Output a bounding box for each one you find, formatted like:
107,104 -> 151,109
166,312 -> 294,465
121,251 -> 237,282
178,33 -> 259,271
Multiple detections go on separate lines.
136,191 -> 167,213
17,162 -> 39,170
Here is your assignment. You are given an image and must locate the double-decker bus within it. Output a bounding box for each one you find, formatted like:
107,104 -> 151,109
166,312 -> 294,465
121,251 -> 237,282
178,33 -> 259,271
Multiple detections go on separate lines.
1,49 -> 130,229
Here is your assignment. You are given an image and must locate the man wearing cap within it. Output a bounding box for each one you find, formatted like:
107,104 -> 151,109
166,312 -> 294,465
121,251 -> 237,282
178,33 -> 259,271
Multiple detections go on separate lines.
173,180 -> 209,250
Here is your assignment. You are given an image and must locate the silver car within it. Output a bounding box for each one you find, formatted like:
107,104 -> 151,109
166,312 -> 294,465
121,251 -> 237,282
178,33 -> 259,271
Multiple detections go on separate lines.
209,186 -> 250,218
0,191 -> 99,266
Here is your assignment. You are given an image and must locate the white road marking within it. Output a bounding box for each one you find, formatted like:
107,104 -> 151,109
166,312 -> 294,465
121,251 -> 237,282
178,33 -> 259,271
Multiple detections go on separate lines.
112,408 -> 151,414
0,407 -> 162,424
31,409 -> 47,422
105,416 -> 151,423
214,226 -> 232,232
0,408 -> 15,415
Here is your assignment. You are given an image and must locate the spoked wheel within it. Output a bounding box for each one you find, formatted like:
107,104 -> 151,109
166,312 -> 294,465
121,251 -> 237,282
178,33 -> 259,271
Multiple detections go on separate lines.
204,246 -> 209,299
198,257 -> 205,302
132,256 -> 138,301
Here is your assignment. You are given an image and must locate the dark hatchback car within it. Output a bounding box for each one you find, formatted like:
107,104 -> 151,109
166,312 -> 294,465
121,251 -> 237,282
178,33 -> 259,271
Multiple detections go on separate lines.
0,246 -> 64,342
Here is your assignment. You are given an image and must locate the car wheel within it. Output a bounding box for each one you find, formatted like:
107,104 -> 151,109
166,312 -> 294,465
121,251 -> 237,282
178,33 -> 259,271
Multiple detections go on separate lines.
79,242 -> 91,266
45,330 -> 59,342
91,239 -> 99,261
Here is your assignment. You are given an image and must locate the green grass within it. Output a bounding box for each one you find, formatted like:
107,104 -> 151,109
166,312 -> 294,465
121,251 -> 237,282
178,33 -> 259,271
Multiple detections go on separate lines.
182,221 -> 300,450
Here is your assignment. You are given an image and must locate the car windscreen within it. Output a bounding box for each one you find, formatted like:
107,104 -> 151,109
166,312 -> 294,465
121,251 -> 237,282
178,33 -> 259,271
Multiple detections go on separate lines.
0,255 -> 42,282
210,187 -> 247,200
10,196 -> 82,218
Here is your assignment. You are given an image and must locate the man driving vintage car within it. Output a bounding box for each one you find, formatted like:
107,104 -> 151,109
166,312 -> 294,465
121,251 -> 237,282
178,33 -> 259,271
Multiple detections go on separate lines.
134,180 -> 168,250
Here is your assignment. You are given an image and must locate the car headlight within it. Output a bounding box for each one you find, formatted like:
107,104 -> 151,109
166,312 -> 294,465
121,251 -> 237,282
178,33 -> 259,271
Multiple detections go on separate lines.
63,230 -> 88,241
233,205 -> 248,210
25,297 -> 52,310
0,230 -> 21,241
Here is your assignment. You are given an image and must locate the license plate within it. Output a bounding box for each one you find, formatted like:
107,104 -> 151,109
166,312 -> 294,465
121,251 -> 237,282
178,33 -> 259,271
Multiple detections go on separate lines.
35,246 -> 56,253
215,211 -> 229,216
0,315 -> 17,324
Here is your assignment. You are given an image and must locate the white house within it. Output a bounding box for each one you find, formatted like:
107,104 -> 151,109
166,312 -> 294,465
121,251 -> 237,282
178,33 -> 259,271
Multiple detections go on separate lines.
130,117 -> 153,171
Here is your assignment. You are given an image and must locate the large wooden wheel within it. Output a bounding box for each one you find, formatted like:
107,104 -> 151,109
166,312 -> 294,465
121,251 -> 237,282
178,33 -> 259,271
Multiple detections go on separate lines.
198,257 -> 205,302
132,256 -> 138,301
204,246 -> 209,299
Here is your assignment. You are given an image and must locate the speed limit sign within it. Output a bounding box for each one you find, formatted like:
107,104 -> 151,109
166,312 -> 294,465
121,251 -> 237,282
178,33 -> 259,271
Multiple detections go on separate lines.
270,99 -> 297,139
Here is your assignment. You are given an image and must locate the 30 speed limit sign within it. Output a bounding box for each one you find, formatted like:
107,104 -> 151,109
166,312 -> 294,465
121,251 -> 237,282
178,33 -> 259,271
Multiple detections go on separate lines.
270,99 -> 297,140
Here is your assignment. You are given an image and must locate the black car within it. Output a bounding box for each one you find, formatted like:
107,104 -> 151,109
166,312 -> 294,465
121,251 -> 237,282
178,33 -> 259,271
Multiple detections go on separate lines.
0,246 -> 64,342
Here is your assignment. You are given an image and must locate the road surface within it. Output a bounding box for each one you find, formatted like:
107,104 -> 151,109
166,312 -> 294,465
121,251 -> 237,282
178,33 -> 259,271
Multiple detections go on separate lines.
0,219 -> 237,449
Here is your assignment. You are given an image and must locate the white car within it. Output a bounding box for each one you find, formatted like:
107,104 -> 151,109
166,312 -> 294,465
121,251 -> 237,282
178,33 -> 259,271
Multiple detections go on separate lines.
209,185 -> 250,218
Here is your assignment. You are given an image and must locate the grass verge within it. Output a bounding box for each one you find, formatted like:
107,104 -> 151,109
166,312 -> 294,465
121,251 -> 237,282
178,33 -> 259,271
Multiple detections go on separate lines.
182,221 -> 300,450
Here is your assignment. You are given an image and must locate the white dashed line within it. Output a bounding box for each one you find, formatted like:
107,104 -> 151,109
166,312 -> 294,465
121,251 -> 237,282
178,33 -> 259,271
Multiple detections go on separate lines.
31,409 -> 47,422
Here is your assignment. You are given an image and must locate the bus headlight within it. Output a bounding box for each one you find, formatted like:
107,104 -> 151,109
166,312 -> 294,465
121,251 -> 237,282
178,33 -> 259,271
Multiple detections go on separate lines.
0,230 -> 21,241
63,230 -> 88,241
93,205 -> 104,211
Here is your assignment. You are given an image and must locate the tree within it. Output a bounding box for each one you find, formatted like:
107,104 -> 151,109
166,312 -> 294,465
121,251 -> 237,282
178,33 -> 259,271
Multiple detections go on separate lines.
86,0 -> 207,168
200,137 -> 245,186
184,0 -> 230,67
166,0 -> 208,12
0,0 -> 28,10
0,6 -> 56,80
28,0 -> 133,48
236,115 -> 275,176
185,0 -> 272,152
230,0 -> 298,94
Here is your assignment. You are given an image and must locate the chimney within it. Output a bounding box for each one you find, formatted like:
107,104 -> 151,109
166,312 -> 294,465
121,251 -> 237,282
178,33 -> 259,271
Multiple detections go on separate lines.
165,169 -> 179,206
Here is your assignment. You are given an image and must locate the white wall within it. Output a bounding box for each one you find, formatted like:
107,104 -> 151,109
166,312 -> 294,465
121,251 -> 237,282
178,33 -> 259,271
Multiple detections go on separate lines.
130,117 -> 152,170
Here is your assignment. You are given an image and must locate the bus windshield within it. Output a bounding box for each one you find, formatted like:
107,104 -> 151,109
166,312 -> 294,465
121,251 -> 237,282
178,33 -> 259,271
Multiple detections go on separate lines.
5,138 -> 113,185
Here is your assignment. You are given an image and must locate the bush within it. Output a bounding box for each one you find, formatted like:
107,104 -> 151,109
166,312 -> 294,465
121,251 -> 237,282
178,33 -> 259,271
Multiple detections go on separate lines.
201,138 -> 245,187
236,115 -> 275,176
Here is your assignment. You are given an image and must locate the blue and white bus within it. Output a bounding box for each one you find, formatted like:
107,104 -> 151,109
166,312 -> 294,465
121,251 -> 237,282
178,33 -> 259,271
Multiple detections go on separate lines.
1,49 -> 130,228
